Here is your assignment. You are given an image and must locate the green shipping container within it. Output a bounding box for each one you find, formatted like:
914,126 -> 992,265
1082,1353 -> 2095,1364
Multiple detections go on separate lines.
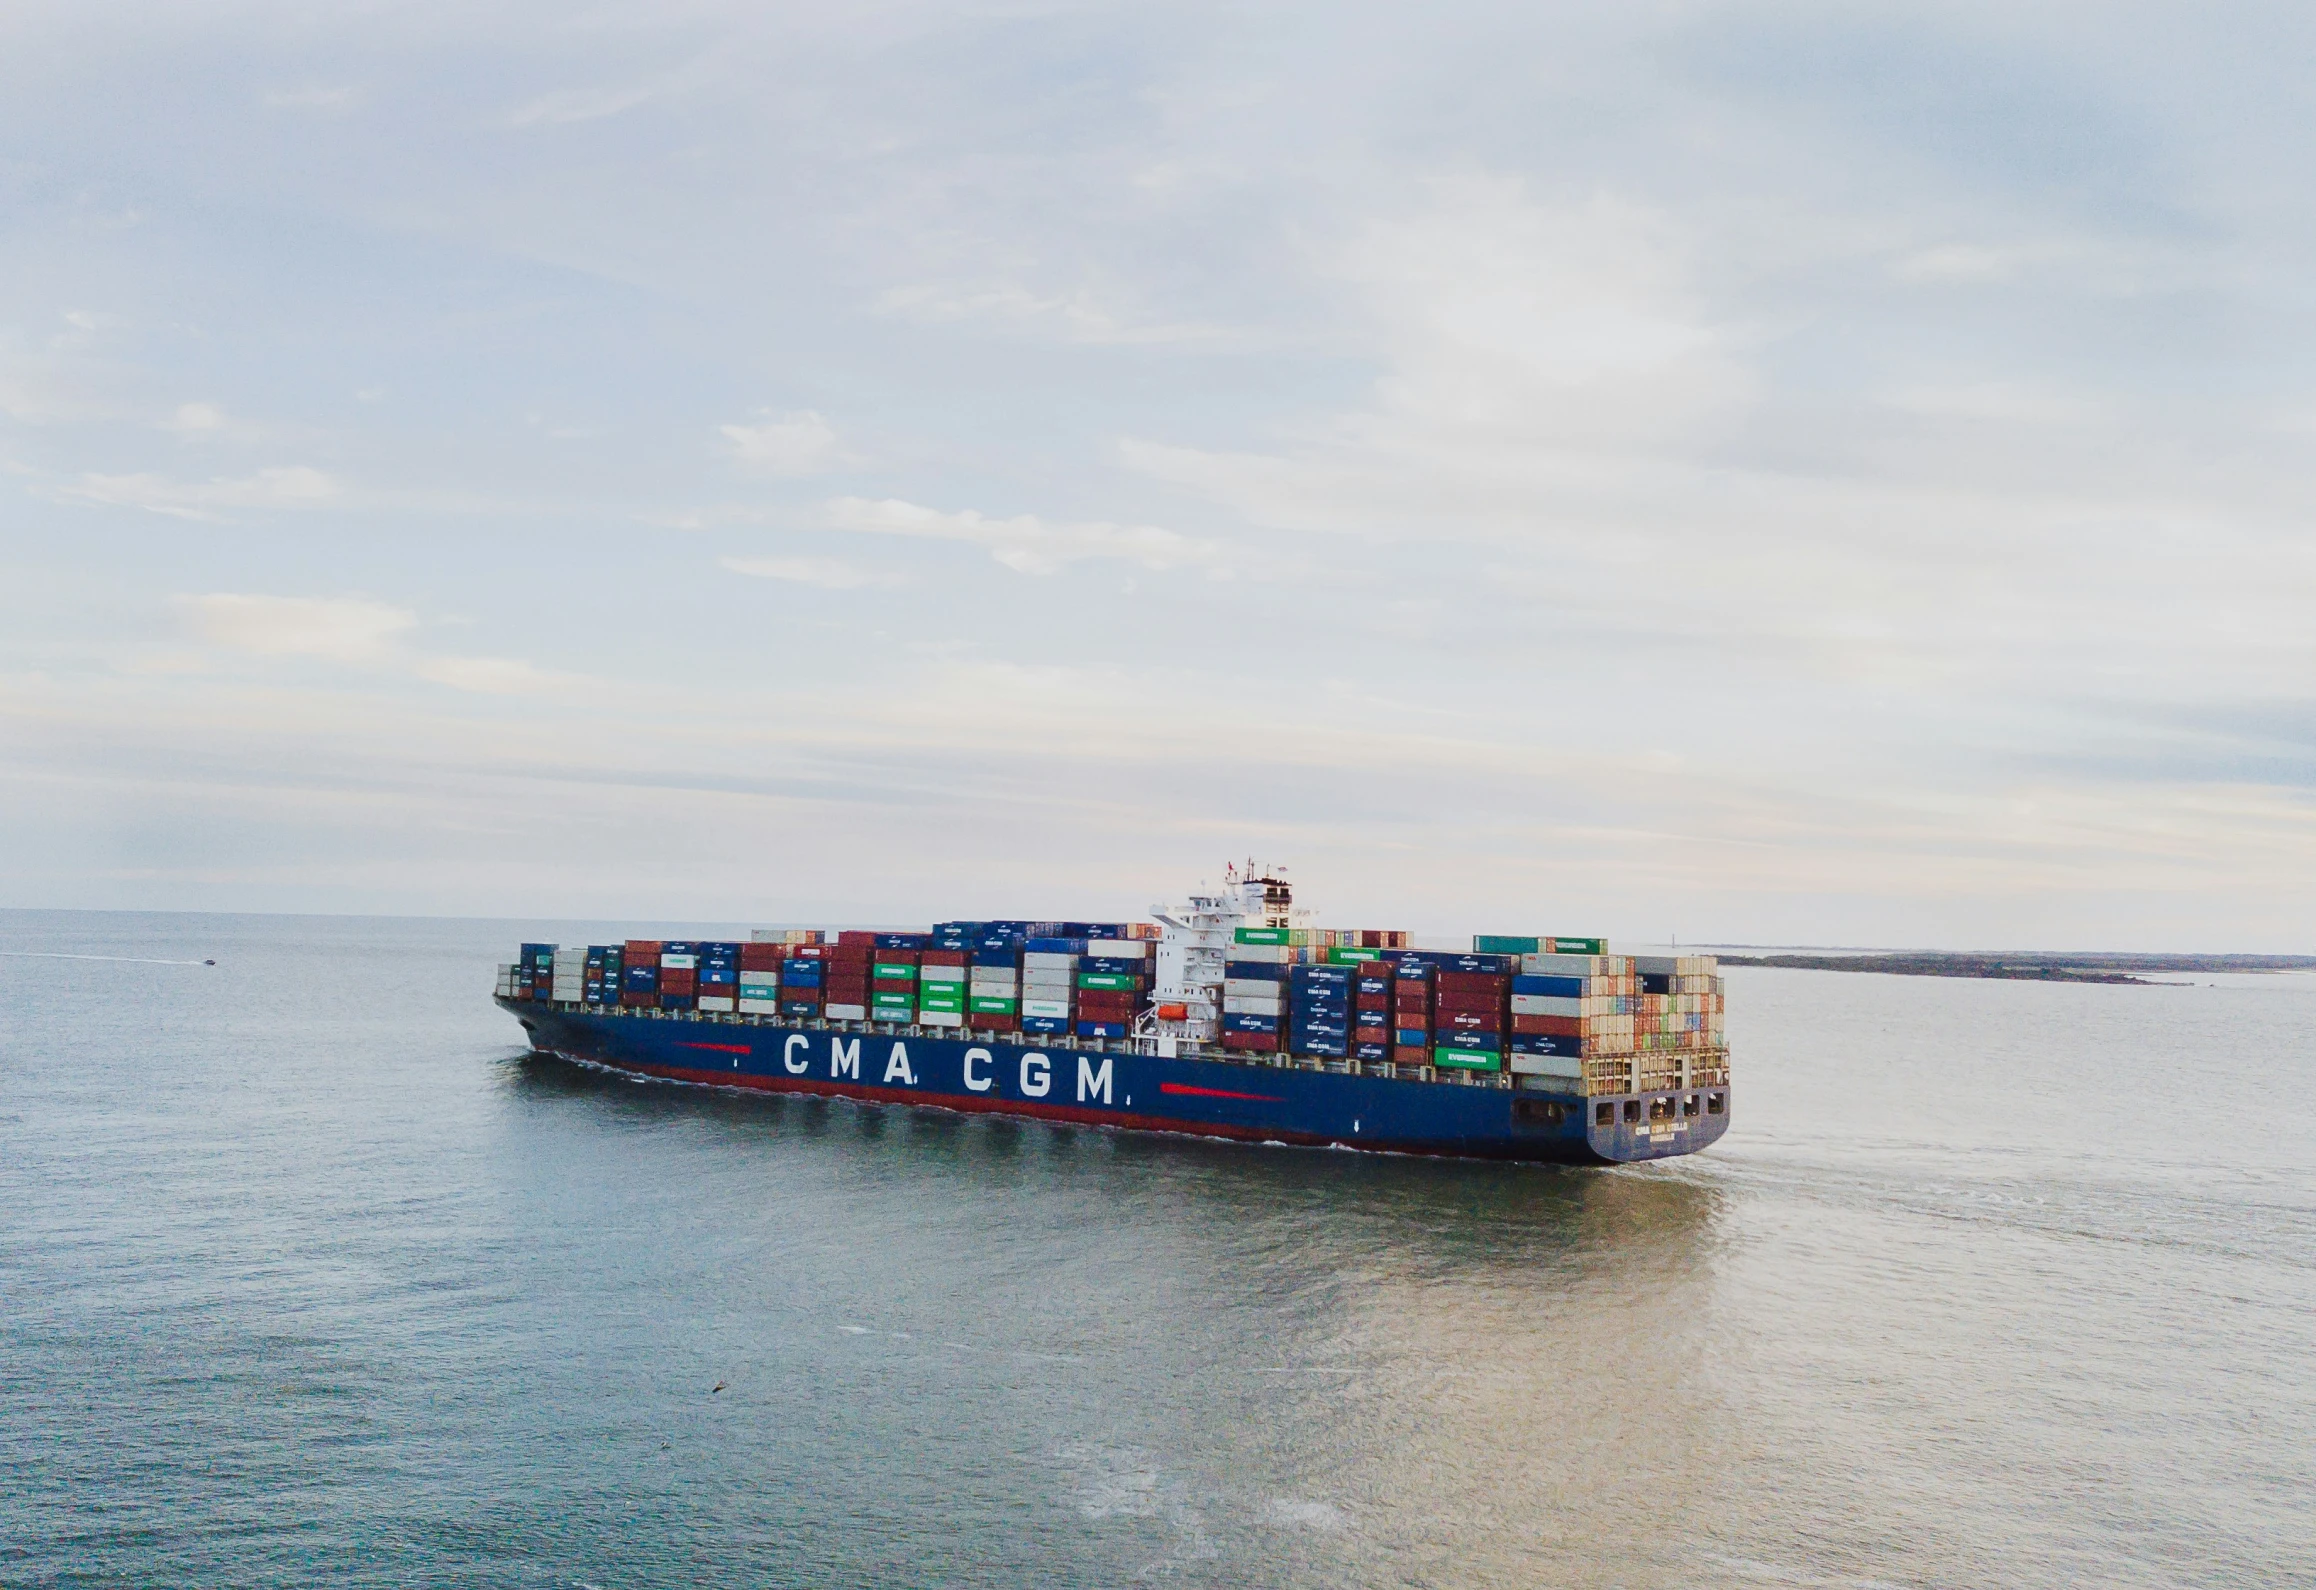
1433,1048 -> 1503,1071
969,995 -> 1020,1015
1326,947 -> 1383,963
1473,935 -> 1541,954
872,961 -> 918,981
1077,972 -> 1136,990
1234,926 -> 1290,945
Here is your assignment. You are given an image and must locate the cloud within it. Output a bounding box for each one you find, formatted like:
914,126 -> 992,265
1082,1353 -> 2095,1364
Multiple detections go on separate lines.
1337,175 -> 1747,441
174,594 -> 416,662
172,594 -> 572,695
411,655 -> 568,694
506,83 -> 659,127
720,410 -> 842,476
825,496 -> 1224,576
1881,382 -> 2101,424
59,465 -> 340,520
265,85 -> 359,111
720,555 -> 900,589
163,402 -> 228,433
875,282 -> 1227,346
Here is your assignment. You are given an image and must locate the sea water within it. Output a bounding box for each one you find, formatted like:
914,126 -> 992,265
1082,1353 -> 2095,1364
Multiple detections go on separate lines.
2,910 -> 2310,1587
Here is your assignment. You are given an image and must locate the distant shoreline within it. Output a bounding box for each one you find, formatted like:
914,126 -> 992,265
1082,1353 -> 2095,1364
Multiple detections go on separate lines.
1714,952 -> 2316,985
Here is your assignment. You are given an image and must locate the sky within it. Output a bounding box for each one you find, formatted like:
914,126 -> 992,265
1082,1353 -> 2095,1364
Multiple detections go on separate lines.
3,0 -> 2314,948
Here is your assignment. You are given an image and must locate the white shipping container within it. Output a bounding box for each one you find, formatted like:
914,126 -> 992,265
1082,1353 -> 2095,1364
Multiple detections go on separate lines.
919,1010 -> 964,1028
1086,939 -> 1147,959
1520,953 -> 1606,977
660,953 -> 698,971
1223,995 -> 1283,1015
1226,942 -> 1291,964
1022,952 -> 1078,971
737,997 -> 782,1015
825,1002 -> 868,1020
1223,978 -> 1285,1000
1509,1052 -> 1583,1080
969,970 -> 1018,988
697,995 -> 736,1013
919,964 -> 966,985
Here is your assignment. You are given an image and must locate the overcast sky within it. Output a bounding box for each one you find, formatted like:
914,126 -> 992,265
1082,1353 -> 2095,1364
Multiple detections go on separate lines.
4,1 -> 2313,947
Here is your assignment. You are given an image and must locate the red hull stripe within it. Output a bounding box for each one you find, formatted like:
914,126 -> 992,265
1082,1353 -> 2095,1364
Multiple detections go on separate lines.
677,1041 -> 755,1056
1159,1081 -> 1285,1103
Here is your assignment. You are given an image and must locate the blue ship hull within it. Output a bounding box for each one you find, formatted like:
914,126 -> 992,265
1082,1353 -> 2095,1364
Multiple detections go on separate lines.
501,1000 -> 1730,1165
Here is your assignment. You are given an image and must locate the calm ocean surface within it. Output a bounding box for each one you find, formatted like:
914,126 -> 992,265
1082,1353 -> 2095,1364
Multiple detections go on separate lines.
2,910 -> 2311,1588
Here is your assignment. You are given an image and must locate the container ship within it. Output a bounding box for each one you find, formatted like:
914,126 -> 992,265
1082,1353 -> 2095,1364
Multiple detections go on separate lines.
495,865 -> 1730,1164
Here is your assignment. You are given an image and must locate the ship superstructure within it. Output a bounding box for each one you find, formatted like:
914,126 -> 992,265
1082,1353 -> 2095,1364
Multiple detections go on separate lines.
1145,861 -> 1305,1053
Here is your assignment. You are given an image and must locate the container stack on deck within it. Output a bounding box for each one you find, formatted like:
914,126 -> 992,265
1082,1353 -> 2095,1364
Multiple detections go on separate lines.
1020,938 -> 1078,1037
821,936 -> 869,1020
1221,927 -> 1290,1054
915,941 -> 967,1028
778,942 -> 823,1016
864,934 -> 919,1025
1350,958 -> 1393,1062
1289,959 -> 1352,1058
954,922 -> 1025,1033
499,915 -> 1721,1096
1078,937 -> 1145,1040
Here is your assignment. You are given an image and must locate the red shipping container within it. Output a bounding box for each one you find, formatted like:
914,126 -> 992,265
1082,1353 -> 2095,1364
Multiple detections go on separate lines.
837,931 -> 879,947
623,940 -> 663,959
976,1015 -> 1020,1032
621,990 -> 656,1007
1223,1031 -> 1280,1053
1436,971 -> 1507,995
1391,1045 -> 1430,1065
660,971 -> 697,994
738,945 -> 786,970
828,945 -> 872,963
789,945 -> 833,960
1435,993 -> 1503,1018
1355,992 -> 1390,1013
871,977 -> 915,994
920,949 -> 967,967
1512,1014 -> 1581,1037
1077,994 -> 1136,1017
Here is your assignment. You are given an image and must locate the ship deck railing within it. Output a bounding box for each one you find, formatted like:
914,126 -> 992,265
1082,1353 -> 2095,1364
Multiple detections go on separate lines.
505,995 -> 1730,1098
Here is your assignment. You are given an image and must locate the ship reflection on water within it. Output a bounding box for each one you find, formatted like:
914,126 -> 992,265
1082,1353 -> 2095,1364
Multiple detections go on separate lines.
506,1047 -> 1729,1585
